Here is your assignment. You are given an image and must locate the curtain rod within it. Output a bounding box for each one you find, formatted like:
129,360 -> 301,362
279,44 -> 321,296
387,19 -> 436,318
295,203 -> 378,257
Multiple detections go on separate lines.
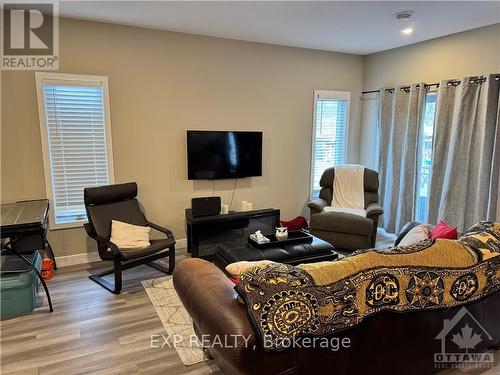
362,76 -> 500,95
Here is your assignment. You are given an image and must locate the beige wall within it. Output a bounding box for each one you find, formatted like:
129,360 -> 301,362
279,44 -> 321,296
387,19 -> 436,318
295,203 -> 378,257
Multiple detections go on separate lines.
363,24 -> 500,90
359,24 -> 500,169
1,18 -> 364,256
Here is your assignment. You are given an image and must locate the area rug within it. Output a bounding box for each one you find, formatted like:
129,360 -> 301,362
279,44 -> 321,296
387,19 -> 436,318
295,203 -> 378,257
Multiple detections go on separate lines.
142,276 -> 208,366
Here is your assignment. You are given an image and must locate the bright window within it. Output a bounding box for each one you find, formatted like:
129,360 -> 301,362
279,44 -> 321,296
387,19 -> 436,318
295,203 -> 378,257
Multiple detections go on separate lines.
415,92 -> 437,222
310,90 -> 350,198
36,73 -> 114,229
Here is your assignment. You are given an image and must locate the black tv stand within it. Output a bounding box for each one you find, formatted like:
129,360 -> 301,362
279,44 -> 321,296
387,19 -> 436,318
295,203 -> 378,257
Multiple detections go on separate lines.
185,208 -> 280,260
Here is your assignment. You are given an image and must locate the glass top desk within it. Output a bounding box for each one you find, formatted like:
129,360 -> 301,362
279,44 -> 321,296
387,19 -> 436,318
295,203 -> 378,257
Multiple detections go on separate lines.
0,199 -> 54,312
1,200 -> 49,237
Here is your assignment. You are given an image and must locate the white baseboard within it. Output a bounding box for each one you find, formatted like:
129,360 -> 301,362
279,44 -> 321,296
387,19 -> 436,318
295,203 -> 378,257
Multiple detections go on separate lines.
176,238 -> 187,249
56,238 -> 188,267
56,252 -> 101,267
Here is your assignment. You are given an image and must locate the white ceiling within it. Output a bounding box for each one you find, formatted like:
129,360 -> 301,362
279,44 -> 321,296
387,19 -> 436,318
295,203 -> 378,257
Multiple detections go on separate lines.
60,1 -> 500,55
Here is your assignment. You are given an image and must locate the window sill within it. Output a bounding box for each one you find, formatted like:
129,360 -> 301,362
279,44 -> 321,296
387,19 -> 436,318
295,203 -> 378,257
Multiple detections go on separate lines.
49,220 -> 87,231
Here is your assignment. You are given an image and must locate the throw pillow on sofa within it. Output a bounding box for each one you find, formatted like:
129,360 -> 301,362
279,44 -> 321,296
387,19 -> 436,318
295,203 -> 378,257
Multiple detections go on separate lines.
110,220 -> 151,251
399,224 -> 431,246
431,220 -> 458,240
280,216 -> 308,231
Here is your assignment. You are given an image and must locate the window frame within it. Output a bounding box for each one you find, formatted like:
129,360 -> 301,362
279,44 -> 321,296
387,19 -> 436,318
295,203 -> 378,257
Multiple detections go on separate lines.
415,90 -> 437,223
35,72 -> 115,230
310,90 -> 351,199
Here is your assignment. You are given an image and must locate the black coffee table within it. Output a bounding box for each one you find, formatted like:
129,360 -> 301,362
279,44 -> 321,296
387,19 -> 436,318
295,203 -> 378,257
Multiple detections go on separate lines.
213,234 -> 337,273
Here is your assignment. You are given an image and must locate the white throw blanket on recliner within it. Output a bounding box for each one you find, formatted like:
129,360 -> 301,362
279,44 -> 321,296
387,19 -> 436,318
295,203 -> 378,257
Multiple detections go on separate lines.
323,164 -> 366,217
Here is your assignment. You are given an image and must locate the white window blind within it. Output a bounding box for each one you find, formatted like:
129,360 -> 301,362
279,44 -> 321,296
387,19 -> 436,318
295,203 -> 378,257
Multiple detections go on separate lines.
36,73 -> 114,228
311,91 -> 350,198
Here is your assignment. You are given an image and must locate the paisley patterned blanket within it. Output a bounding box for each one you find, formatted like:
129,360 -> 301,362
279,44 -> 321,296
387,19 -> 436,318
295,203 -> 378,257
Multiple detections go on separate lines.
235,221 -> 500,351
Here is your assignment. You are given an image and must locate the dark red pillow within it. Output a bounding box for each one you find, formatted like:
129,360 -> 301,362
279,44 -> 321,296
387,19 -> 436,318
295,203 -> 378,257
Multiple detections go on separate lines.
280,216 -> 308,231
431,220 -> 458,240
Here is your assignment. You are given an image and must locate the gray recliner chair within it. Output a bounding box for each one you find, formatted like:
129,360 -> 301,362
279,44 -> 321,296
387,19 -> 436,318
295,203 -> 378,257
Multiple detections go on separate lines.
307,167 -> 383,251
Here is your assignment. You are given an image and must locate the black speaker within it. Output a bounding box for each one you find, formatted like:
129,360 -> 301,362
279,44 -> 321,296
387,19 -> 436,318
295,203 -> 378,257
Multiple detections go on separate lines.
191,197 -> 221,217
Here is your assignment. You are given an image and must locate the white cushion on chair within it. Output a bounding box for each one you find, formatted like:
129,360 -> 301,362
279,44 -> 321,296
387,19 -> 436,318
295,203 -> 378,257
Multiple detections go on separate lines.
110,220 -> 151,251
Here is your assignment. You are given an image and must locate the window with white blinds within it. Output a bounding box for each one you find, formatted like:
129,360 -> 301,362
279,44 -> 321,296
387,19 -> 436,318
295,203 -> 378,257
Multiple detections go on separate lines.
310,90 -> 350,198
36,73 -> 114,229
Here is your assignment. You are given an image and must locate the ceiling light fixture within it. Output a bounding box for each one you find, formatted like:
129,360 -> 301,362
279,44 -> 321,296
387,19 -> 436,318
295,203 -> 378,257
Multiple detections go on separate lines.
395,10 -> 415,35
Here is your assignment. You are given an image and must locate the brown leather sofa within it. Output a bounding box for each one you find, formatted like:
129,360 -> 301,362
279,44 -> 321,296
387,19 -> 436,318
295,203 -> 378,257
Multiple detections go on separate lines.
308,167 -> 383,251
173,258 -> 500,375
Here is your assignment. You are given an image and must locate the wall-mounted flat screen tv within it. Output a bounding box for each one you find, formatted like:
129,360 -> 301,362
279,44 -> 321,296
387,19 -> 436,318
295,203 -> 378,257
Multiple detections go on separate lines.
187,130 -> 263,180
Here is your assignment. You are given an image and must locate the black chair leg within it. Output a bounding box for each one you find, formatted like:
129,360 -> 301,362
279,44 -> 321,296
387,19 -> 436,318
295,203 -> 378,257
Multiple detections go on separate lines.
114,257 -> 122,293
147,246 -> 175,274
88,255 -> 122,294
89,248 -> 174,294
147,261 -> 171,273
168,246 -> 175,273
45,240 -> 57,270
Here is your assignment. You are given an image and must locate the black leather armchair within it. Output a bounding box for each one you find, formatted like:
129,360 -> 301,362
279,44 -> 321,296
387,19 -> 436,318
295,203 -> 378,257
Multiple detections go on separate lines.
84,182 -> 175,294
307,167 -> 383,251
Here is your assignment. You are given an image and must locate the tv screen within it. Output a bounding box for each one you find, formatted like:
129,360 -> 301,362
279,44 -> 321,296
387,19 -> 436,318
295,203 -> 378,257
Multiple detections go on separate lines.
187,131 -> 263,180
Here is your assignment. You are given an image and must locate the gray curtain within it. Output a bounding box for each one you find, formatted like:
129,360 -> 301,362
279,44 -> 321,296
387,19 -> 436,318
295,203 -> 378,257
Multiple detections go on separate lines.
378,84 -> 426,233
428,75 -> 500,230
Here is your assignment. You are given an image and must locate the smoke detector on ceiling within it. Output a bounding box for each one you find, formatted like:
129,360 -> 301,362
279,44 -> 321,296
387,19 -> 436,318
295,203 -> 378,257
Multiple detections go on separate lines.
395,10 -> 415,23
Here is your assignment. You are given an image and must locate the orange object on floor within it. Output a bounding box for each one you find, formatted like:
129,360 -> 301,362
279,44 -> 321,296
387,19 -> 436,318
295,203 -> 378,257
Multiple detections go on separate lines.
41,258 -> 54,280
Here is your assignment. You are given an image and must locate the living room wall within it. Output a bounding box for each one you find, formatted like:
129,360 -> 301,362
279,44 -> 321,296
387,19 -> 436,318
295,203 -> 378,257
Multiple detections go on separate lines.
1,17 -> 364,258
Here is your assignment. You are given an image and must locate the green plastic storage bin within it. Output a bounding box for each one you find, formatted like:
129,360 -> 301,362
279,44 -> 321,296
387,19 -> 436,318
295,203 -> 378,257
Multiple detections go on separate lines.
1,252 -> 42,319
